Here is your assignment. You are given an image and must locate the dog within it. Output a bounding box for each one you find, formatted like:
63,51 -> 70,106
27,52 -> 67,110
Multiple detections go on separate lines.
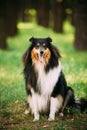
22,37 -> 87,121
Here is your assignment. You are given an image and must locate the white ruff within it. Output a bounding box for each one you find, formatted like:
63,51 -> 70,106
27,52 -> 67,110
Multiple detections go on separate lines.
36,61 -> 62,96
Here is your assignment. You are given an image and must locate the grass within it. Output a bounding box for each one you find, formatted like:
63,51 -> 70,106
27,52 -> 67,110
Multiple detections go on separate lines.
0,21 -> 87,130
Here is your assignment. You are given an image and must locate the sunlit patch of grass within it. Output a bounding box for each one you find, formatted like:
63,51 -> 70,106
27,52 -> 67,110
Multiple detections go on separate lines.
17,22 -> 34,29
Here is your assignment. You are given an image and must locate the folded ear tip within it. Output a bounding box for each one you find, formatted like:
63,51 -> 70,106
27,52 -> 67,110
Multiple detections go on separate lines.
29,37 -> 34,42
47,37 -> 52,42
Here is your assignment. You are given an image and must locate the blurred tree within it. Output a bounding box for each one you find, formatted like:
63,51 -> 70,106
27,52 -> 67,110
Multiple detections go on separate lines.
6,0 -> 19,36
36,0 -> 50,27
52,0 -> 65,32
72,0 -> 87,50
21,0 -> 32,22
0,0 -> 19,49
0,0 -> 87,50
0,0 -> 7,49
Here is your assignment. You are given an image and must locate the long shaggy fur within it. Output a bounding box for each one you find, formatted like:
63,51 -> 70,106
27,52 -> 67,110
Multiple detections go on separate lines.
22,37 -> 87,121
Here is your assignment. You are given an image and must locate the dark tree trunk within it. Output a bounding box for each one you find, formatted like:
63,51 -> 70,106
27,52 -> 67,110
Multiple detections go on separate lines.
52,0 -> 65,33
6,0 -> 18,36
0,19 -> 7,49
73,0 -> 87,50
0,1 -> 7,49
36,0 -> 50,27
21,0 -> 32,22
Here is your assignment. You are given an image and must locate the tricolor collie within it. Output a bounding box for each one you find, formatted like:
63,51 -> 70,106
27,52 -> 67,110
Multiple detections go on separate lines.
22,37 -> 86,121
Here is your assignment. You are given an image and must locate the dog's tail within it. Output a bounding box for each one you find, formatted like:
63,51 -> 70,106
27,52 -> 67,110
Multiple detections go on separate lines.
66,87 -> 87,113
75,98 -> 87,113
60,87 -> 87,116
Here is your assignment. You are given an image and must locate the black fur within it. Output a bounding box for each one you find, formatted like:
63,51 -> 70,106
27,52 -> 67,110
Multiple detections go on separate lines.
45,45 -> 61,72
75,98 -> 87,113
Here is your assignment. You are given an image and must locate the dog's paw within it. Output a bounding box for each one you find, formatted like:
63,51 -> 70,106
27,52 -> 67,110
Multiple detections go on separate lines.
33,114 -> 39,122
33,118 -> 39,122
48,114 -> 55,121
59,112 -> 64,117
48,117 -> 54,121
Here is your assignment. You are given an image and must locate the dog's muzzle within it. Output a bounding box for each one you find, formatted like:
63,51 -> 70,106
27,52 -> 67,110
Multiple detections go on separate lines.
39,47 -> 45,62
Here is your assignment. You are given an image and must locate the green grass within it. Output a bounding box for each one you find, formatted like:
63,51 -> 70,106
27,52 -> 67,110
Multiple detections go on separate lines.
0,21 -> 87,129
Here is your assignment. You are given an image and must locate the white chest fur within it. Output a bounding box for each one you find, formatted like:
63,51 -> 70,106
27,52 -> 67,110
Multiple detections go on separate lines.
36,61 -> 62,96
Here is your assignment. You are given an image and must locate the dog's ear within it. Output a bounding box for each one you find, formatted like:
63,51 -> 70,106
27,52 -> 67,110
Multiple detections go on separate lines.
29,37 -> 35,42
52,45 -> 61,59
47,37 -> 52,43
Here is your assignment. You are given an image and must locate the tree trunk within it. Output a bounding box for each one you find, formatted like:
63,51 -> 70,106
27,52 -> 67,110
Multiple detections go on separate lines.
0,19 -> 7,49
73,0 -> 87,50
36,0 -> 50,27
6,0 -> 18,36
52,0 -> 65,33
0,1 -> 7,49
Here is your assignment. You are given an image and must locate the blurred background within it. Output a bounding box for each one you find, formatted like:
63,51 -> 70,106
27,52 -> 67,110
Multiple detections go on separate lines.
0,0 -> 87,50
0,0 -> 87,129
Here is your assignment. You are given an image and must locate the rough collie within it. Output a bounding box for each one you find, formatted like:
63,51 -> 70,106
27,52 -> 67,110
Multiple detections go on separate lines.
22,37 -> 87,121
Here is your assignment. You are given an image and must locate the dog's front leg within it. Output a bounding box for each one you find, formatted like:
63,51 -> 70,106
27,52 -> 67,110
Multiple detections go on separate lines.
48,96 -> 63,121
48,97 -> 59,121
29,88 -> 40,121
33,111 -> 40,121
30,100 -> 40,121
29,100 -> 40,121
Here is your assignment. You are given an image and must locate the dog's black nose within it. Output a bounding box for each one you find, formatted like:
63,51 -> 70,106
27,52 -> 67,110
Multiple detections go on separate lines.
40,51 -> 44,55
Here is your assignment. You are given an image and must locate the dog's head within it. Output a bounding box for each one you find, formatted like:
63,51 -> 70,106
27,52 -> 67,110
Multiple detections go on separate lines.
30,37 -> 52,65
22,37 -> 61,68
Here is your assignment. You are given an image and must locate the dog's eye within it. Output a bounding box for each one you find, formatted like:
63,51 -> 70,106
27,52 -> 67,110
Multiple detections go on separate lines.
35,43 -> 40,49
43,43 -> 47,49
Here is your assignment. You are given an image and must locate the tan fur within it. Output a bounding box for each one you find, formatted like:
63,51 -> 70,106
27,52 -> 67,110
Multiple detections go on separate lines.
31,47 -> 51,67
24,96 -> 31,114
61,90 -> 73,113
57,95 -> 63,108
44,48 -> 51,64
31,48 -> 39,64
27,84 -> 32,89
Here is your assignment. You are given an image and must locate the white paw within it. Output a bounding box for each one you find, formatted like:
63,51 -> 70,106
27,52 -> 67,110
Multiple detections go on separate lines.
33,118 -> 39,122
33,114 -> 39,122
48,117 -> 54,121
59,112 -> 64,117
48,114 -> 55,121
